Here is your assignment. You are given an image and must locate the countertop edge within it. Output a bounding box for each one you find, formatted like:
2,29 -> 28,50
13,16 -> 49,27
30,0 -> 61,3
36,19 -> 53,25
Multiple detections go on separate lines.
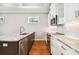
0,32 -> 35,42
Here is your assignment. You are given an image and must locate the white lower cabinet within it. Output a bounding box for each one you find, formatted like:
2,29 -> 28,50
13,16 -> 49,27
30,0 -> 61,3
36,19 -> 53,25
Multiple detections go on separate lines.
51,36 -> 79,55
51,37 -> 63,55
61,44 -> 79,55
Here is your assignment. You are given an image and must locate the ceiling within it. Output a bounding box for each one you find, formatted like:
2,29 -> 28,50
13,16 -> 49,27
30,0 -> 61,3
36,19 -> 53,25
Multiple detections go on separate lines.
0,3 -> 51,13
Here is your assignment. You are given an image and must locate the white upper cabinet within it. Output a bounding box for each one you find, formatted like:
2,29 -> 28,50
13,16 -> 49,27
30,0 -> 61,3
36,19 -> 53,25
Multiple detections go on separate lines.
49,3 -> 79,25
56,3 -> 64,17
50,3 -> 56,18
56,3 -> 64,24
48,3 -> 56,26
48,3 -> 64,26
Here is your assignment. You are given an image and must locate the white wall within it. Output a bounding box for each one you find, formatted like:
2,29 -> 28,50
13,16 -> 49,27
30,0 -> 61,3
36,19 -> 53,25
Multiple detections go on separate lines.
63,3 -> 79,39
0,13 -> 48,40
64,3 -> 79,23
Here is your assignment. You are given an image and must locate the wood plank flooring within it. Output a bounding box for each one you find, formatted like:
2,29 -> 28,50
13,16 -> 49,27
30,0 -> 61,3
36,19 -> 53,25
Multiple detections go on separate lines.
29,40 -> 50,55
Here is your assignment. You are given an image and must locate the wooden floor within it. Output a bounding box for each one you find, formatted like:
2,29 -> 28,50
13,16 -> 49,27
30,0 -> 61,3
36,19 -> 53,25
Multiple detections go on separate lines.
29,40 -> 50,55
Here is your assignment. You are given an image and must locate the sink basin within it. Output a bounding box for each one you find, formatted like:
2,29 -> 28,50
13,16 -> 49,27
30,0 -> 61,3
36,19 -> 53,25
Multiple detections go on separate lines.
20,33 -> 28,35
56,33 -> 64,35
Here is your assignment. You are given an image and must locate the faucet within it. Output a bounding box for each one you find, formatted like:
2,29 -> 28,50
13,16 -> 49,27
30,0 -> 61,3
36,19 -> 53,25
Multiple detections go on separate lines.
20,26 -> 25,34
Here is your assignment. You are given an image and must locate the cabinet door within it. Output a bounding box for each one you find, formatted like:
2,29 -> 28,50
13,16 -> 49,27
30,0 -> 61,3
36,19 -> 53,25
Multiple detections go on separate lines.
57,3 -> 64,17
19,38 -> 28,55
57,3 -> 64,24
19,41 -> 26,55
27,33 -> 35,52
19,40 -> 25,55
19,32 -> 35,55
51,3 -> 57,16
24,37 -> 29,54
48,3 -> 56,26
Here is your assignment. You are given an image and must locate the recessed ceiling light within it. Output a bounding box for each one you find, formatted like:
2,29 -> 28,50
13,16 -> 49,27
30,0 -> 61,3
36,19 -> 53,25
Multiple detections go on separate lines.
21,3 -> 44,6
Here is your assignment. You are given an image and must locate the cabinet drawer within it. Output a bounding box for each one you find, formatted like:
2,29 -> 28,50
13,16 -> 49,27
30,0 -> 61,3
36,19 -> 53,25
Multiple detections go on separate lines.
51,36 -> 79,55
56,39 -> 79,55
61,44 -> 79,55
0,42 -> 18,55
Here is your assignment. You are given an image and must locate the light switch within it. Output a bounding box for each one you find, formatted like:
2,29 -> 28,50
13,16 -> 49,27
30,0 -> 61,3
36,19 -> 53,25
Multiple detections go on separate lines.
2,43 -> 8,47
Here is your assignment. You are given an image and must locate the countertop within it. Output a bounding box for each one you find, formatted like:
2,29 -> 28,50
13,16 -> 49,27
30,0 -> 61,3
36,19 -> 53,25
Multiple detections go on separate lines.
0,32 -> 33,42
51,34 -> 79,53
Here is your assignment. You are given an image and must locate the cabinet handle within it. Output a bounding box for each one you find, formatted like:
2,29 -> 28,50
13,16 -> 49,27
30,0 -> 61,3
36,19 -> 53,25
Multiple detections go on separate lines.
2,43 -> 8,47
61,46 -> 66,50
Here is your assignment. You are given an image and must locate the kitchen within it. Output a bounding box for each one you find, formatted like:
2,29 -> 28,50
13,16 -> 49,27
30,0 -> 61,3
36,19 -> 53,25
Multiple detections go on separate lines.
0,3 -> 79,55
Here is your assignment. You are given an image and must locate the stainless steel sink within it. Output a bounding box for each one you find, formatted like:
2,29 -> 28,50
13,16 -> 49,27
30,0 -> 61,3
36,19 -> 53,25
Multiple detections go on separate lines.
20,33 -> 28,35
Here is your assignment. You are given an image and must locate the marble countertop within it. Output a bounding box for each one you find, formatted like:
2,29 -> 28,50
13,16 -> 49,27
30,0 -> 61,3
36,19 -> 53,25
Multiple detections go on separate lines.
0,32 -> 33,42
51,34 -> 79,52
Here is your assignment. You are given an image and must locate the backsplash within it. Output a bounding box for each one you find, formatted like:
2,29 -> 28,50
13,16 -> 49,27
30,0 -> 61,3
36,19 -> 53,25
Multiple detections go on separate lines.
56,26 -> 64,34
47,26 -> 57,33
64,18 -> 79,39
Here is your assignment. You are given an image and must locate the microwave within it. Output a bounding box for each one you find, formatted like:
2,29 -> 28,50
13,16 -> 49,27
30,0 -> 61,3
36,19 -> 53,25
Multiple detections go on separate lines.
50,15 -> 57,26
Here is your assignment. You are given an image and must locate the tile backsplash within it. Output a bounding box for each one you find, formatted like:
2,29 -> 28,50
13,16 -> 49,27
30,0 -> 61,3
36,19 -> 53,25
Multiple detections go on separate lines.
56,26 -> 64,34
64,19 -> 79,39
47,26 -> 57,33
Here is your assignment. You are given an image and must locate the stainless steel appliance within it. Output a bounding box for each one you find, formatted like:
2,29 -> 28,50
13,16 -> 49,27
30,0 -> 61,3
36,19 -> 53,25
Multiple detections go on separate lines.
50,15 -> 57,26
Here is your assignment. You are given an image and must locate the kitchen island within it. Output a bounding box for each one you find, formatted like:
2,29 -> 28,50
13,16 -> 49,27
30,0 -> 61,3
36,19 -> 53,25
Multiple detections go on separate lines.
0,32 -> 35,55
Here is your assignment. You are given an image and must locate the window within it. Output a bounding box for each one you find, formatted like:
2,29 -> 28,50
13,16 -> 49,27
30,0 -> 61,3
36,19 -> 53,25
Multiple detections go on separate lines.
28,16 -> 39,23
